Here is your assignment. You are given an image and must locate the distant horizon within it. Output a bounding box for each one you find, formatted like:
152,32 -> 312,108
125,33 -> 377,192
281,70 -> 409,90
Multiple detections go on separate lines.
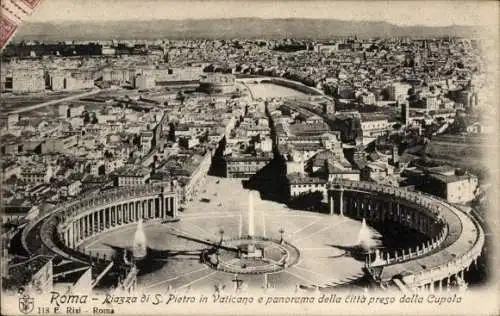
26,0 -> 498,27
13,17 -> 484,43
23,17 -> 484,29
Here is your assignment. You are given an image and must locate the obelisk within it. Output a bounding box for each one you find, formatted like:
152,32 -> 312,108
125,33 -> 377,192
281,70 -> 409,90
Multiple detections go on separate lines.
248,190 -> 255,237
247,191 -> 256,254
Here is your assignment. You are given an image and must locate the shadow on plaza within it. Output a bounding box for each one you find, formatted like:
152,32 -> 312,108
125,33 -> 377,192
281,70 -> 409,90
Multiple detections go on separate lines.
243,156 -> 289,203
324,244 -> 373,262
368,220 -> 428,250
104,243 -> 205,277
287,191 -> 331,214
102,229 -> 244,276
207,136 -> 227,177
167,232 -> 239,253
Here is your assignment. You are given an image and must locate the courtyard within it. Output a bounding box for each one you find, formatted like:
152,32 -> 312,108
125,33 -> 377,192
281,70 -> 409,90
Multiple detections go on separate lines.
244,83 -> 309,99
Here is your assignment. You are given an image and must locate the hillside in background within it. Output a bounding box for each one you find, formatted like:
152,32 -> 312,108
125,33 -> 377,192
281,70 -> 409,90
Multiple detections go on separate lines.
15,18 -> 482,41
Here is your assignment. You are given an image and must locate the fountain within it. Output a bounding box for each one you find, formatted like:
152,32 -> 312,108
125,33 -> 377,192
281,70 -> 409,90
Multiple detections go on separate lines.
356,218 -> 377,252
132,219 -> 147,260
202,190 -> 300,273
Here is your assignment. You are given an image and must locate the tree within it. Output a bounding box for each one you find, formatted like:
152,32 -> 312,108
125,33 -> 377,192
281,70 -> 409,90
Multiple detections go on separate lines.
176,91 -> 186,105
90,113 -> 98,124
104,150 -> 113,159
168,123 -> 176,142
83,111 -> 90,125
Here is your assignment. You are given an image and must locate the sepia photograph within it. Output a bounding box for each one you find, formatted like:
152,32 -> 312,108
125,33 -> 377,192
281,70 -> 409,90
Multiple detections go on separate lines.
0,0 -> 499,315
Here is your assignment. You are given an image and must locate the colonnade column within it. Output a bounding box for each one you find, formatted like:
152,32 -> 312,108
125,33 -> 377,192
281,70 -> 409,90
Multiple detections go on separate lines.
71,224 -> 74,248
95,211 -> 99,232
128,203 -> 132,222
84,215 -> 87,237
99,209 -> 106,231
116,206 -> 120,225
89,212 -> 93,234
108,208 -> 112,227
339,188 -> 344,217
66,227 -> 71,248
87,214 -> 90,236
98,210 -> 101,232
75,218 -> 79,243
65,229 -> 69,247
107,207 -> 111,227
167,197 -> 172,218
329,194 -> 334,215
120,205 -> 123,224
72,222 -> 76,247
110,207 -> 113,227
170,197 -> 176,218
83,216 -> 86,237
163,197 -> 168,218
89,213 -> 93,235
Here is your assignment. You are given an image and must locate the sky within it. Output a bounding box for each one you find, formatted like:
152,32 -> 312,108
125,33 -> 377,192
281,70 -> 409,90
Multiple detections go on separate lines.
27,0 -> 498,27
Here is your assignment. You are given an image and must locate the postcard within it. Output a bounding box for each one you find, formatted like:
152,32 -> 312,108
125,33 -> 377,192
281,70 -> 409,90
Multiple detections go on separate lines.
1,1 -> 498,315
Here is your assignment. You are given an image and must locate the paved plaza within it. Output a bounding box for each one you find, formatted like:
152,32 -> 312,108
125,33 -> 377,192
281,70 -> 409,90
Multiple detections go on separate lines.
81,176 -> 380,291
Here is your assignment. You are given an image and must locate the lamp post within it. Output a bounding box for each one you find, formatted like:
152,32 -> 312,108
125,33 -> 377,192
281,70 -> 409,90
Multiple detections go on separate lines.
218,228 -> 225,247
279,228 -> 285,244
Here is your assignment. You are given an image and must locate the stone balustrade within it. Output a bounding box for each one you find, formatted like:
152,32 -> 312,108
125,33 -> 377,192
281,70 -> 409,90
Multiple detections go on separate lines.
326,179 -> 484,291
367,225 -> 448,267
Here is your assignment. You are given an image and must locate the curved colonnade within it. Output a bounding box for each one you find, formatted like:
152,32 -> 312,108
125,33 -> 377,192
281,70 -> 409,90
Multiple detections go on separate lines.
22,184 -> 178,265
21,180 -> 484,293
327,180 -> 484,291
